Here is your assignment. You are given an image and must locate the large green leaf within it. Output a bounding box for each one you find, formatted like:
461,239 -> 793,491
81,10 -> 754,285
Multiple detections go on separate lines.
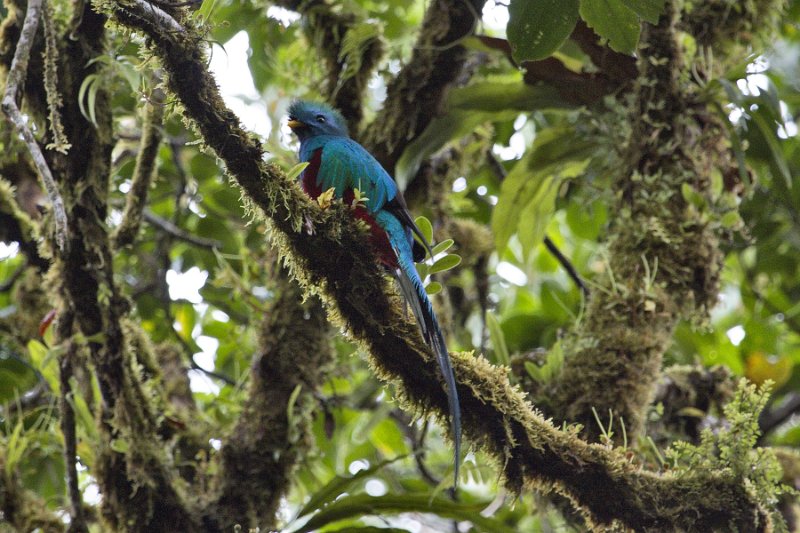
621,0 -> 666,24
579,0 -> 640,54
291,493 -> 500,533
507,0 -> 580,62
492,128 -> 593,256
0,352 -> 41,404
295,456 -> 406,519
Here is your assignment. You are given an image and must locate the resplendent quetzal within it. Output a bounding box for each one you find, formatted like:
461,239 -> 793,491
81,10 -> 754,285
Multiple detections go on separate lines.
287,100 -> 461,486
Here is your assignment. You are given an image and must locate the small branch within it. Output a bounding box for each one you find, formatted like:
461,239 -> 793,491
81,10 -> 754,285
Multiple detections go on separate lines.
569,20 -> 638,82
143,209 -> 222,249
42,0 -> 71,154
476,34 -> 633,105
56,312 -> 88,533
112,85 -> 166,249
1,0 -> 68,251
364,0 -> 486,170
543,237 -> 589,296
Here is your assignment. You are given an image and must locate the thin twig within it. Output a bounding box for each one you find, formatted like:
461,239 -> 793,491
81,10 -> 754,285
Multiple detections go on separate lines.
543,237 -> 589,296
143,210 -> 222,249
1,0 -> 68,250
56,311 -> 88,533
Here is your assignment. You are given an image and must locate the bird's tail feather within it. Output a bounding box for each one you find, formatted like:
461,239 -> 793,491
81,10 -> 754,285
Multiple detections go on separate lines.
394,260 -> 462,488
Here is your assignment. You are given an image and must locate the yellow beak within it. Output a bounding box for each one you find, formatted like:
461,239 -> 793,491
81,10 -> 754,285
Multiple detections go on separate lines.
287,119 -> 304,130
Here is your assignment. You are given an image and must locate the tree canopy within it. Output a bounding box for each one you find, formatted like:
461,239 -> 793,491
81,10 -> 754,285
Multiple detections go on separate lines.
1,0 -> 800,531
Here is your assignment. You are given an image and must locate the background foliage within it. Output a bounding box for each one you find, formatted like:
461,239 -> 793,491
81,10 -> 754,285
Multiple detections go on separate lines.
1,0 -> 800,531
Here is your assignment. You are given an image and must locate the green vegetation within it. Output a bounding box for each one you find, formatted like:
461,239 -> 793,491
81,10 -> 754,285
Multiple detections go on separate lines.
1,0 -> 799,531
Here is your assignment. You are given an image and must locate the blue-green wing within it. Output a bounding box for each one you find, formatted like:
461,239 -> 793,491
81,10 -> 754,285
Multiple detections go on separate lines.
317,138 -> 398,213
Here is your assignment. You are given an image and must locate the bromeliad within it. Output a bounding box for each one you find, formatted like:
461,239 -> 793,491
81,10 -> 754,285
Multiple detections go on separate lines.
287,100 -> 462,487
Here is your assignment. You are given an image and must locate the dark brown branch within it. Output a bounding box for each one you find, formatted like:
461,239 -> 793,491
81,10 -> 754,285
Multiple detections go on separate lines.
142,209 -> 222,249
106,3 -> 773,529
477,34 -> 634,106
272,0 -> 383,131
56,312 -> 88,533
569,20 -> 638,82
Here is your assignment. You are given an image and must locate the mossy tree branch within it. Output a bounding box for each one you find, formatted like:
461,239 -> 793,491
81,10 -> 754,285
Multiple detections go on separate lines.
107,2 -> 773,529
111,84 -> 165,249
4,0 -> 203,529
209,271 -> 332,530
545,2 -> 730,442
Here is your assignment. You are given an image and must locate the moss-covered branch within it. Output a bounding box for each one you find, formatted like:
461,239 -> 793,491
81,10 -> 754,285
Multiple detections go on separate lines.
209,272 -> 332,530
545,1 -> 731,441
106,2 -> 775,529
112,85 -> 165,249
9,1 -> 202,529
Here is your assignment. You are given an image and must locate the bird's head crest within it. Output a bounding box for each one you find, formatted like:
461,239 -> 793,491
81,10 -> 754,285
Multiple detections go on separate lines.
287,100 -> 349,141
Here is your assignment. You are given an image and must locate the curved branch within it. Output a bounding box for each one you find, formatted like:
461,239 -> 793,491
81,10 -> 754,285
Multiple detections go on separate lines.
106,2 -> 773,530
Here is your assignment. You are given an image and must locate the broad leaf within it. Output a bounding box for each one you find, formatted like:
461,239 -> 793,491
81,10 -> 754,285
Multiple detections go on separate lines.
292,493 -> 500,533
492,128 -> 593,256
295,456 -> 406,519
507,0 -> 580,62
579,0 -> 641,54
621,0 -> 666,24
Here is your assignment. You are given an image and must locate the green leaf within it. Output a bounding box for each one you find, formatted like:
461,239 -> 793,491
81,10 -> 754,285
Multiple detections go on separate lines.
286,161 -> 309,181
750,110 -> 792,189
292,493 -> 499,533
430,254 -> 462,274
425,281 -> 442,295
431,239 -> 454,256
449,80 -> 568,113
620,0 -> 665,24
486,312 -> 510,366
295,456 -> 406,519
0,353 -> 40,404
579,0 -> 641,54
415,216 -> 433,245
27,339 -> 59,393
507,0 -> 580,62
492,127 -> 593,255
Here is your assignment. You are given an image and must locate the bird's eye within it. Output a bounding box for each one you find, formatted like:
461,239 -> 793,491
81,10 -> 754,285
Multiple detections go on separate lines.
315,115 -> 326,123
288,115 -> 296,121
